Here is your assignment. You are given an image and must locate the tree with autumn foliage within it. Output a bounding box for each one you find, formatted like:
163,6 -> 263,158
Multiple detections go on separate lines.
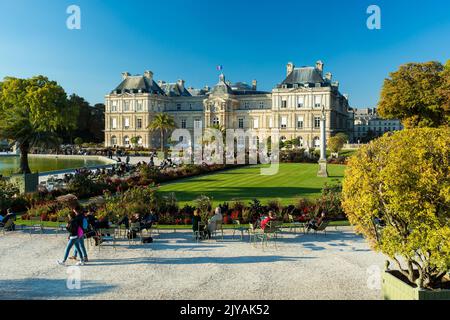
342,128 -> 450,289
378,61 -> 450,128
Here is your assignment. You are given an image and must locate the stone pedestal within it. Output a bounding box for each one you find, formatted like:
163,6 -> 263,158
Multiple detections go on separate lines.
10,173 -> 39,194
317,159 -> 329,178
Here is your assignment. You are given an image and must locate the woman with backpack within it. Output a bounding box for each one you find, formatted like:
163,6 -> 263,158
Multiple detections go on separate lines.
69,207 -> 89,263
57,211 -> 86,266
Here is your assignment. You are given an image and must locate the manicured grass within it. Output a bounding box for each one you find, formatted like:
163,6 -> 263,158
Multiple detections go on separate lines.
159,163 -> 346,206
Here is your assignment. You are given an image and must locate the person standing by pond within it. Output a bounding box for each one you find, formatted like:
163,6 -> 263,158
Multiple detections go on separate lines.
57,211 -> 86,266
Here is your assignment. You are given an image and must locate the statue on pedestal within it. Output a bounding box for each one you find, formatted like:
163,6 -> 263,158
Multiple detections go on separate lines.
317,105 -> 329,177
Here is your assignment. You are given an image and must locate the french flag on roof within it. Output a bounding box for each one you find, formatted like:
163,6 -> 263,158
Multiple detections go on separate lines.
216,65 -> 223,71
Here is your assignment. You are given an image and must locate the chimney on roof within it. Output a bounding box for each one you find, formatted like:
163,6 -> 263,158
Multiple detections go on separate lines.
286,62 -> 295,76
252,79 -> 257,91
315,61 -> 324,75
144,70 -> 154,82
325,72 -> 333,81
122,72 -> 131,80
177,79 -> 185,91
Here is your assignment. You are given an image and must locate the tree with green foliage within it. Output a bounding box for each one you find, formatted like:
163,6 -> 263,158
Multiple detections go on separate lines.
74,137 -> 83,146
64,95 -> 105,144
328,133 -> 348,154
378,61 -> 449,128
130,136 -> 139,149
147,113 -> 177,153
438,60 -> 450,125
0,76 -> 77,174
342,128 -> 450,289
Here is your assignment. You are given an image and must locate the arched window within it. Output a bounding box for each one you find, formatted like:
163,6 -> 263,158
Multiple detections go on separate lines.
111,136 -> 117,146
314,137 -> 321,148
281,136 -> 287,142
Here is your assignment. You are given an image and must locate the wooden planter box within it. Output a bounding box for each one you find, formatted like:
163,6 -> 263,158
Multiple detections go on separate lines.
382,271 -> 450,300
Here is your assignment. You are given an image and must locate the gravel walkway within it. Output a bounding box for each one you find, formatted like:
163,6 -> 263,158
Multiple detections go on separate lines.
0,227 -> 385,300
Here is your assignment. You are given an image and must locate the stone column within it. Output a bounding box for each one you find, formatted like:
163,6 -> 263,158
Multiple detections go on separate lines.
317,107 -> 329,177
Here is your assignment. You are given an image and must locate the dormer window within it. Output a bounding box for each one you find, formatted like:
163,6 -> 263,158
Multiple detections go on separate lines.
177,103 -> 181,111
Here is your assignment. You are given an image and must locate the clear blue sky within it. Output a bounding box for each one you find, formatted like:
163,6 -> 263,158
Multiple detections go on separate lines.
1,0 -> 449,107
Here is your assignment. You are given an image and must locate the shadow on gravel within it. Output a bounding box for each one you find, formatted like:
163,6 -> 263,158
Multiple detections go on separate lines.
88,255 -> 311,267
0,278 -> 116,300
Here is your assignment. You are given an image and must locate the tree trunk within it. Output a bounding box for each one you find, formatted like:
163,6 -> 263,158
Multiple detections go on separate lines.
160,130 -> 164,155
19,144 -> 31,174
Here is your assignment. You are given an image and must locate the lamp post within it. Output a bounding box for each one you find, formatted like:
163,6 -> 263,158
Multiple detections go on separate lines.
317,105 -> 329,177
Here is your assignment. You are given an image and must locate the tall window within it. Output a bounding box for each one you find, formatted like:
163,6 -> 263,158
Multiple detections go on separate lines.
177,104 -> 182,111
111,101 -> 117,112
268,117 -> 273,129
253,118 -> 259,129
297,116 -> 304,129
194,119 -> 202,129
314,116 -> 321,129
314,137 -> 320,148
181,119 -> 187,129
244,102 -> 250,109
314,96 -> 322,108
213,117 -> 220,126
111,136 -> 117,145
136,101 -> 143,112
124,117 -> 130,129
111,118 -> 117,129
259,102 -> 264,109
281,99 -> 287,108
136,118 -> 143,129
124,101 -> 130,112
238,118 -> 244,129
297,96 -> 304,108
124,136 -> 130,146
281,116 -> 287,129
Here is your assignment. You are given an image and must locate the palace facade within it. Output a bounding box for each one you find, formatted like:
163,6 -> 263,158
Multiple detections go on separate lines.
104,61 -> 352,149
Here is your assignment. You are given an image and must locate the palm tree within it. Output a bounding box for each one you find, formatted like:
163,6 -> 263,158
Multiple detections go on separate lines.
147,113 -> 177,154
0,76 -> 75,174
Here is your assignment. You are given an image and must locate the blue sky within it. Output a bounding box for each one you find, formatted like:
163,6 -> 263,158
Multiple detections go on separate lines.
1,0 -> 449,107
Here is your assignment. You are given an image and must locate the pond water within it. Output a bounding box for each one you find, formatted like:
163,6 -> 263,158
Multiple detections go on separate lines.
0,155 -> 108,176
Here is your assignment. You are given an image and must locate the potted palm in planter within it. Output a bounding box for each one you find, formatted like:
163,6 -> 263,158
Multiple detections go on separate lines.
342,128 -> 450,300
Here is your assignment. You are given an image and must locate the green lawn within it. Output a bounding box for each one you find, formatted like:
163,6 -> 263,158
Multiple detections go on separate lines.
159,163 -> 346,206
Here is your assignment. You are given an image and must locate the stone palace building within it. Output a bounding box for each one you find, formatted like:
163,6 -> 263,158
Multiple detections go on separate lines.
104,61 -> 352,149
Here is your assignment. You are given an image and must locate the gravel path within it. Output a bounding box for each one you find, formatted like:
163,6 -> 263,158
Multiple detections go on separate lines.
0,227 -> 385,300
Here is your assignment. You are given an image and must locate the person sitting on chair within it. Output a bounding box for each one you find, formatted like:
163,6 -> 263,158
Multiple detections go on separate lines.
207,207 -> 223,239
0,209 -> 16,231
260,211 -> 276,230
306,212 -> 327,232
192,210 -> 204,240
